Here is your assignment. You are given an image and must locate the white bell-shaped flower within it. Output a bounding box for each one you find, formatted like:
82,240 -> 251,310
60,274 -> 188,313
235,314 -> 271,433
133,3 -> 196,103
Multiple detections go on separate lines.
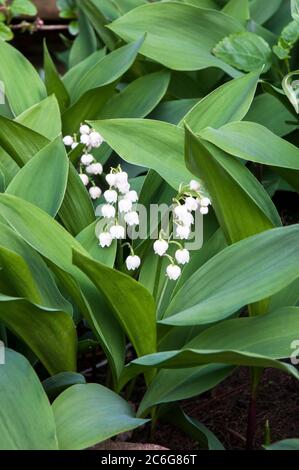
119,198 -> 133,213
106,173 -> 117,187
81,154 -> 94,166
166,264 -> 181,281
126,255 -> 141,271
153,239 -> 169,256
176,224 -> 190,240
200,206 -> 209,215
80,134 -> 90,145
189,180 -> 201,191
89,186 -> 102,200
80,125 -> 90,135
124,211 -> 139,226
86,163 -> 103,175
101,204 -> 116,219
63,135 -> 74,146
184,197 -> 199,212
99,232 -> 113,248
125,190 -> 138,202
89,131 -> 103,148
175,248 -> 190,265
104,190 -> 118,204
200,197 -> 211,207
79,174 -> 89,186
110,224 -> 125,240
118,182 -> 131,194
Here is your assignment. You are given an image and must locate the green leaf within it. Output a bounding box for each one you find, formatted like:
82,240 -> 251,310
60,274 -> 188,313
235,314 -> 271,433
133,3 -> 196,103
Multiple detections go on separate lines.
0,22 -> 13,41
265,439 -> 299,450
292,0 -> 299,23
58,162 -> 95,235
15,95 -> 62,140
0,115 -> 49,166
222,0 -> 249,22
181,71 -> 259,132
0,150 -> 19,186
98,71 -> 170,119
130,307 -> 299,379
10,0 -> 37,16
0,349 -> 58,450
69,9 -> 97,68
137,364 -> 233,416
250,0 -> 283,25
213,32 -> 272,72
200,121 -> 299,169
90,119 -> 192,190
282,70 -> 299,114
72,37 -> 144,102
149,99 -> 198,125
52,383 -> 148,450
73,250 -> 157,359
162,226 -> 299,326
43,372 -> 86,401
76,220 -> 117,267
0,295 -> 77,375
79,0 -> 117,50
44,41 -> 70,112
108,2 -> 245,74
0,40 -> 46,115
185,126 -> 278,245
6,137 -> 69,216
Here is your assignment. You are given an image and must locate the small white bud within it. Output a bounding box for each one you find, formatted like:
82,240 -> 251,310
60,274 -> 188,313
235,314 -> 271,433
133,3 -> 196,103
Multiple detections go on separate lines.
89,186 -> 102,200
166,264 -> 181,281
175,225 -> 190,240
81,154 -> 94,166
80,124 -> 90,135
175,248 -> 190,265
189,180 -> 201,191
184,197 -> 199,212
86,163 -> 103,175
200,206 -> 209,215
124,211 -> 139,226
99,232 -> 113,248
63,135 -> 74,146
79,174 -> 89,186
89,131 -> 103,148
153,239 -> 169,256
110,224 -> 125,240
106,173 -> 117,187
119,198 -> 133,213
125,190 -> 138,202
126,255 -> 141,271
80,134 -> 90,145
104,190 -> 118,204
101,204 -> 116,219
200,197 -> 211,207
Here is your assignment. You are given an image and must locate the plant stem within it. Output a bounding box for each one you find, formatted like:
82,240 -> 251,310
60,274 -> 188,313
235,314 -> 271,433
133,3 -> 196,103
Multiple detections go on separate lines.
246,368 -> 262,449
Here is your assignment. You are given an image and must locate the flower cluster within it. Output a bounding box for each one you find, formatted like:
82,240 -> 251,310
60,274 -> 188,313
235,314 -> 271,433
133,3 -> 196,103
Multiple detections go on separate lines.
153,179 -> 211,281
98,166 -> 141,271
63,124 -> 104,200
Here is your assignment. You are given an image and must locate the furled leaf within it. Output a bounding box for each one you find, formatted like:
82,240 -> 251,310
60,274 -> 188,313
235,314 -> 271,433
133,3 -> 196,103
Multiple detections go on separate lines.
44,41 -> 70,112
282,70 -> 299,114
43,372 -> 86,401
213,32 -> 272,72
108,2 -> 244,74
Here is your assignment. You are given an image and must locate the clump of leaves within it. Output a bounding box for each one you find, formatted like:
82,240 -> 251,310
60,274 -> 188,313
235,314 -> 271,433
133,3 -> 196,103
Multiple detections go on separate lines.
0,0 -> 37,40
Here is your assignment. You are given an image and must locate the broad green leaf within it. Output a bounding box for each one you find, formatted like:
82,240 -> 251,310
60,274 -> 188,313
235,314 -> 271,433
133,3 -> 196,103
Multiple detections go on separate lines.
162,226 -> 299,326
10,0 -> 37,16
76,220 -> 117,267
250,0 -> 283,25
15,95 -> 61,140
0,22 -> 13,41
245,93 -> 297,137
270,277 -> 299,311
52,383 -> 147,450
58,162 -> 95,236
130,307 -> 299,379
213,32 -> 272,72
0,349 -> 58,450
0,295 -> 77,375
149,99 -> 198,125
0,115 -> 49,166
68,9 -> 97,68
6,137 -> 69,217
160,406 -> 224,450
73,250 -> 157,359
200,121 -> 299,170
0,150 -> 19,186
72,37 -> 144,102
265,439 -> 299,450
185,127 -> 278,244
0,222 -> 72,312
137,364 -> 233,416
0,40 -> 46,116
43,372 -> 86,401
79,0 -> 117,50
108,2 -> 245,74
222,0 -> 250,22
181,71 -> 260,132
0,167 -> 4,192
90,119 -> 192,190
98,71 -> 170,119
44,41 -> 70,112
0,194 -> 124,382
62,84 -> 115,135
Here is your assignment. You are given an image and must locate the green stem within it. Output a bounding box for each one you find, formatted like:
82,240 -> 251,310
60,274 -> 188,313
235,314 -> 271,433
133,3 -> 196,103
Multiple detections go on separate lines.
246,368 -> 262,450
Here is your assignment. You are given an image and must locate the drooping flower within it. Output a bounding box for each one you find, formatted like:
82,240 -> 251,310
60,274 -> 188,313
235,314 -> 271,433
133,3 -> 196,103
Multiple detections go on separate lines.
200,206 -> 209,215
110,224 -> 125,240
124,211 -> 139,226
125,190 -> 138,202
86,163 -> 103,175
80,124 -> 90,135
99,232 -> 113,248
89,186 -> 102,200
153,239 -> 169,256
89,131 -> 103,148
189,179 -> 201,191
101,204 -> 116,219
184,196 -> 199,212
200,197 -> 211,207
104,189 -> 118,204
81,154 -> 94,166
79,174 -> 89,186
175,248 -> 190,265
63,135 -> 74,146
175,224 -> 190,240
126,255 -> 141,271
119,198 -> 133,213
106,173 -> 117,187
166,264 -> 181,281
80,134 -> 90,146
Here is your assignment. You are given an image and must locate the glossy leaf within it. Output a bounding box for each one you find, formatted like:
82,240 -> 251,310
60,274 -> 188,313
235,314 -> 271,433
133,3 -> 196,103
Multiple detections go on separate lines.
43,372 -> 86,401
44,41 -> 70,112
76,220 -> 117,267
